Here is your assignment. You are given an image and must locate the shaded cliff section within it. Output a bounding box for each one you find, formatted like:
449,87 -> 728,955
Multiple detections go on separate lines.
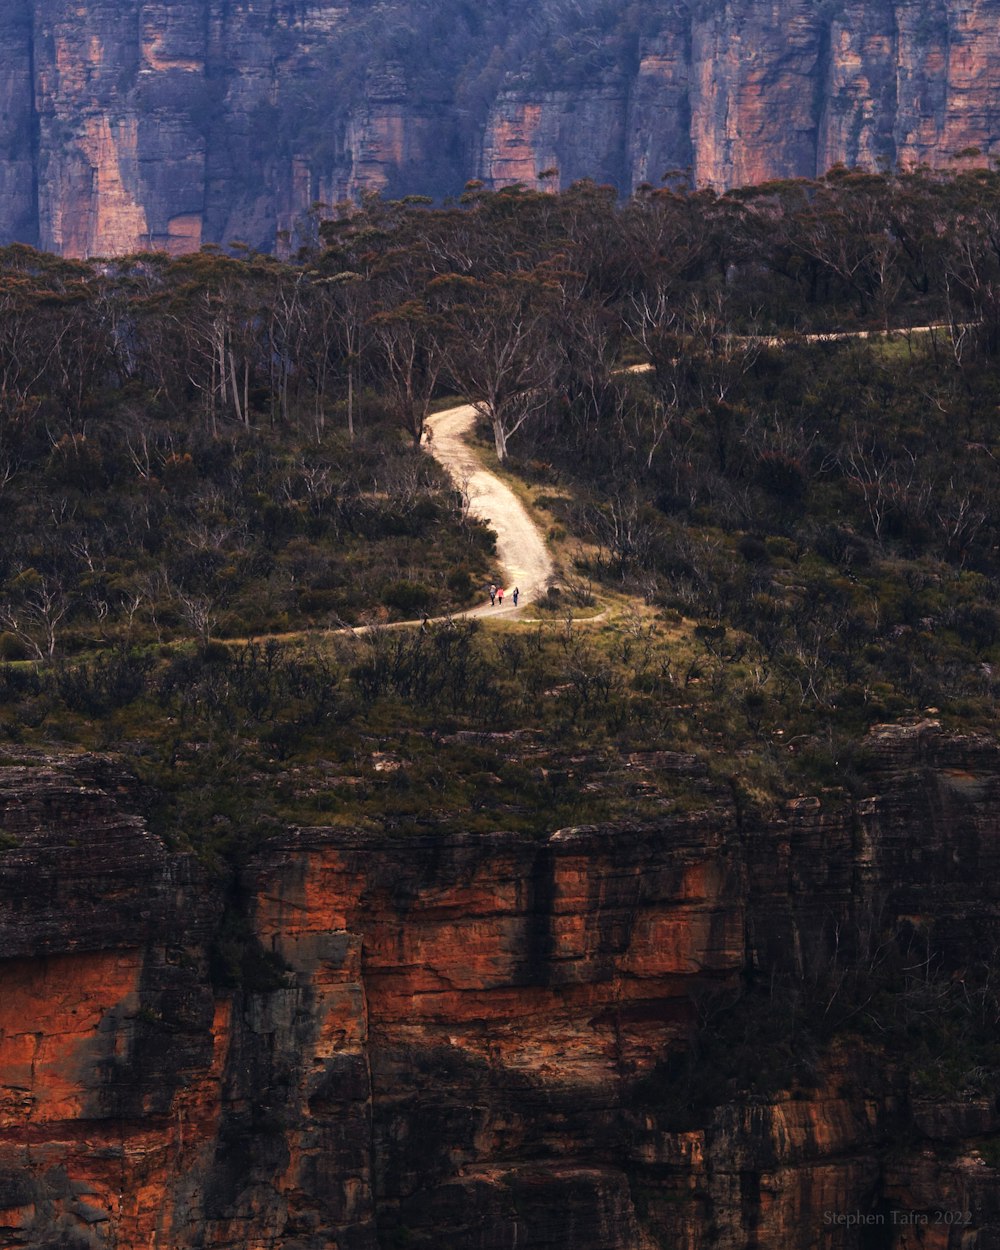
1,723 -> 1000,1248
3,0 -> 1000,257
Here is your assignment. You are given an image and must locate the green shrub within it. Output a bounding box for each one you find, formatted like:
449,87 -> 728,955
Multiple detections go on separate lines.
382,580 -> 431,616
0,634 -> 29,661
0,664 -> 42,702
764,535 -> 800,562
446,567 -> 474,600
55,650 -> 154,715
755,451 -> 806,501
738,534 -> 769,564
298,588 -> 340,614
198,640 -> 232,664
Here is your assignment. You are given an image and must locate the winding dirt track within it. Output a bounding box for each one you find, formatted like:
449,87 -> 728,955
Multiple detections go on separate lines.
421,328 -> 942,619
241,327 -> 955,639
418,326 -> 955,622
424,403 -> 555,615
415,325 -> 961,626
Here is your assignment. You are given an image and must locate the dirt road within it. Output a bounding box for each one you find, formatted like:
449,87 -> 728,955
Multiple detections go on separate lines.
420,324 -> 949,619
425,403 -> 554,610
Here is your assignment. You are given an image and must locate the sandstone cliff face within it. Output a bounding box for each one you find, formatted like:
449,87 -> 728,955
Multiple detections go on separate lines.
1,722 -> 1000,1248
4,0 -> 1000,256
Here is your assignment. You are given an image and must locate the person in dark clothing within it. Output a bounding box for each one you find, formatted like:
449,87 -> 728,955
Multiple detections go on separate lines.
512,587 -> 519,606
489,583 -> 497,605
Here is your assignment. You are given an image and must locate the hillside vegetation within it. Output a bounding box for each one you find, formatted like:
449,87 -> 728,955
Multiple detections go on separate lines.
1,167 -> 1000,846
4,167 -> 1000,1132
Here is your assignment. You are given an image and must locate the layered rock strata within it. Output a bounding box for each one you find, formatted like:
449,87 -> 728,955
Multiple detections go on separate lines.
0,722 -> 999,1247
4,1 -> 1000,255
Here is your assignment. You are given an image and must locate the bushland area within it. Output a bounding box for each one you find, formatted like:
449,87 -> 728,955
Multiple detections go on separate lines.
4,167 -> 1000,1104
2,168 -> 1000,756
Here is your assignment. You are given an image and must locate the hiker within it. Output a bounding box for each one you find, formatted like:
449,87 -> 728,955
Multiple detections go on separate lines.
489,583 -> 497,605
512,587 -> 519,607
497,587 -> 504,604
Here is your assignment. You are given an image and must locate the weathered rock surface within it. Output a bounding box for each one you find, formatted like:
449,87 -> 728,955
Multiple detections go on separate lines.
0,722 -> 999,1247
5,0 -> 1000,255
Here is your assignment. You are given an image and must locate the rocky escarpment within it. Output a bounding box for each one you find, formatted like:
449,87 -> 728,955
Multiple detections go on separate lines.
4,0 -> 1000,256
1,722 -> 1000,1248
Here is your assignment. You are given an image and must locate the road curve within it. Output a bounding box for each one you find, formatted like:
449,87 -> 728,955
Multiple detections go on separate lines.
425,403 -> 555,608
424,327 -> 950,610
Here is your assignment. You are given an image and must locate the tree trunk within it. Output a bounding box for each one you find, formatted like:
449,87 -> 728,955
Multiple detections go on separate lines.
492,412 -> 508,462
229,349 -> 244,424
208,335 -> 218,437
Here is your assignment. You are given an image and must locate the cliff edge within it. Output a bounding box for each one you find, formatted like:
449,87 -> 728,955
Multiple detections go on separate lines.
1,723 -> 999,1247
3,0 -> 1000,256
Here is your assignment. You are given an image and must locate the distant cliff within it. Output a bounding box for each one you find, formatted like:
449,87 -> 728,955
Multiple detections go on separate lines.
2,723 -> 1000,1248
3,0 -> 1000,256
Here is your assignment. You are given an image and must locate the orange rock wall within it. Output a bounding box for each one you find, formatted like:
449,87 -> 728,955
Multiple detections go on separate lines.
482,0 -> 1000,195
6,1 -> 1000,255
1,731 -> 1000,1248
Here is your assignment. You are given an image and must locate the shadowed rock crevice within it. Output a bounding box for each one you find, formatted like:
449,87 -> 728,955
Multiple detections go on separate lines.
5,0 -> 1000,255
1,730 -> 1000,1245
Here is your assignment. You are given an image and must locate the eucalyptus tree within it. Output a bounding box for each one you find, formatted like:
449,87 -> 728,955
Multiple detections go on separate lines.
370,298 -> 448,447
438,268 -> 560,462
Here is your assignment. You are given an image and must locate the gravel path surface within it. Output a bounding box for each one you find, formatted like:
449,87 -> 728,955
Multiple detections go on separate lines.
425,403 -> 555,612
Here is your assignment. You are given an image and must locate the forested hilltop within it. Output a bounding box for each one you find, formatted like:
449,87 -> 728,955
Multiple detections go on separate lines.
1,167 -> 1000,840
6,168 -> 1000,634
5,169 -> 1000,1249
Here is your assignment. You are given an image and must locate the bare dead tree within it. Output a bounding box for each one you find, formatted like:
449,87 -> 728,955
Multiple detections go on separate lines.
0,571 -> 72,660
